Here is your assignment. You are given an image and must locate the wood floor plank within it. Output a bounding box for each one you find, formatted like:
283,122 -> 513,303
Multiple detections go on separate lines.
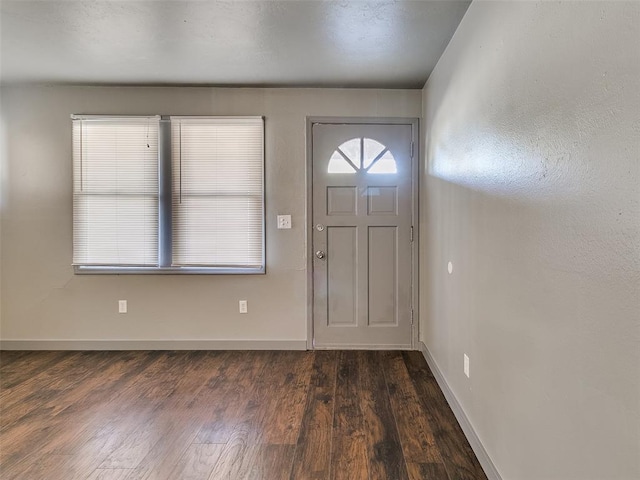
164,351 -> 232,410
358,351 -> 409,480
93,353 -> 208,471
206,423 -> 259,480
0,351 -> 128,438
0,350 -> 489,480
402,351 -> 487,480
0,351 -> 84,414
51,351 -> 158,420
191,350 -> 258,443
0,351 -> 68,389
0,350 -> 30,368
238,351 -> 289,445
409,462 -> 454,480
61,421 -> 141,480
290,350 -> 338,480
247,444 -> 296,480
87,468 -> 135,480
382,351 -> 448,480
194,351 -> 273,444
122,352 -> 235,479
330,351 -> 369,480
2,452 -> 98,480
168,443 -> 226,480
0,413 -> 69,475
254,351 -> 314,445
98,410 -> 165,469
7,351 -> 145,432
0,364 -> 142,480
0,352 -> 196,478
0,352 -> 168,478
121,415 -> 200,479
129,351 -> 194,402
39,352 -> 162,457
20,356 -> 174,480
209,352 -> 303,478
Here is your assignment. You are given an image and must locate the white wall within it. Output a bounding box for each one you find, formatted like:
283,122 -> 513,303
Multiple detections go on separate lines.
421,1 -> 640,479
0,86 -> 421,346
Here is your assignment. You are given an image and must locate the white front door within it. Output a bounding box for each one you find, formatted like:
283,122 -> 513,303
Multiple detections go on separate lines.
312,122 -> 415,349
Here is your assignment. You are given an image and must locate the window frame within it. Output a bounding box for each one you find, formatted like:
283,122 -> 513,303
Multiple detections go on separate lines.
327,137 -> 398,174
72,114 -> 266,275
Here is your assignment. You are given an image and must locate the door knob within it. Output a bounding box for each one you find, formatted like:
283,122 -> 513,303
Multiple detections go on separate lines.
315,250 -> 326,259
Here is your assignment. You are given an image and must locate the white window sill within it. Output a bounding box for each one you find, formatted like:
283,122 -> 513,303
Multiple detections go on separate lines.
74,266 -> 265,275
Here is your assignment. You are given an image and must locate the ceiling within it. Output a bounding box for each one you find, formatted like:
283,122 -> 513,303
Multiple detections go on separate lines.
0,0 -> 470,88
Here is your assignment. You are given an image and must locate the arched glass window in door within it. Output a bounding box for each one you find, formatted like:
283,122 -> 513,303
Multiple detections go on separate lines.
328,137 -> 398,174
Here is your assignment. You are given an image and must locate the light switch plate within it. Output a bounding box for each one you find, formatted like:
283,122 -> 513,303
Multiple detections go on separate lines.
277,215 -> 292,229
239,300 -> 248,314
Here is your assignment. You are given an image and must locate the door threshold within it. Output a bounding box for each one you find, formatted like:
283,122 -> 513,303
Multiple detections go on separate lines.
313,344 -> 413,350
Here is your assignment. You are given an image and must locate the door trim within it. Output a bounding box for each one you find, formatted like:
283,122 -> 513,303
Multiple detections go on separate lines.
305,117 -> 420,350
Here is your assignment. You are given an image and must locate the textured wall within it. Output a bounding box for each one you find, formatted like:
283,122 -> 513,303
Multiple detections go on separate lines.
421,1 -> 639,479
0,86 -> 421,344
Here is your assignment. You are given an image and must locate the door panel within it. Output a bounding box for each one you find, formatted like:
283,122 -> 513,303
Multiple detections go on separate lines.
368,226 -> 398,326
367,187 -> 398,215
312,123 -> 414,349
327,187 -> 358,216
327,227 -> 358,326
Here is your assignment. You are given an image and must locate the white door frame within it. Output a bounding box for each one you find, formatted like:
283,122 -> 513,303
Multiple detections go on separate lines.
305,117 -> 420,350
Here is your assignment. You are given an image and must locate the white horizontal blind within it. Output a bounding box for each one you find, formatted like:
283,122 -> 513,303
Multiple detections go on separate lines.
171,117 -> 264,267
72,116 -> 160,266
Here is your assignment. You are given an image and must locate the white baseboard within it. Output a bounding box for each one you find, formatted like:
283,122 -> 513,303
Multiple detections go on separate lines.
419,341 -> 502,480
0,339 -> 308,351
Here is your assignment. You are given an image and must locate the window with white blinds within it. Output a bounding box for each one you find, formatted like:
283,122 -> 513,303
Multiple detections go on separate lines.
171,117 -> 264,268
72,116 -> 160,266
71,114 -> 264,273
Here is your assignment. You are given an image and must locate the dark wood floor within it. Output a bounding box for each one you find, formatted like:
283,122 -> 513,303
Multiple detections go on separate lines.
0,350 -> 487,480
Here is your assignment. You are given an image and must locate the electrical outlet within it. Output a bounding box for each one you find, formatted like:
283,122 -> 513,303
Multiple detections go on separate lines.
277,215 -> 291,229
239,300 -> 248,314
118,300 -> 127,314
464,353 -> 470,378
448,261 -> 453,274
